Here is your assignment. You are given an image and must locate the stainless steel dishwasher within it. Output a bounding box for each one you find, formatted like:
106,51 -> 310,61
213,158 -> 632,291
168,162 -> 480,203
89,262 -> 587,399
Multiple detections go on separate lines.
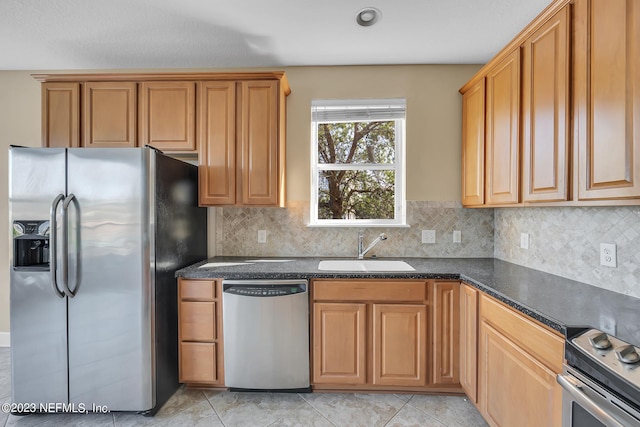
222,279 -> 310,392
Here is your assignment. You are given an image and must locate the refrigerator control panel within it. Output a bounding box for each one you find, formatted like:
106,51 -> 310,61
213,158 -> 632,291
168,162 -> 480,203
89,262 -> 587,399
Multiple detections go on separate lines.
13,220 -> 50,270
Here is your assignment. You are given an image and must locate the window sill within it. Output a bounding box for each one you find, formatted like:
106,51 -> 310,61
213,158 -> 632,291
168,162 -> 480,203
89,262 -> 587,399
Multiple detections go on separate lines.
306,223 -> 411,228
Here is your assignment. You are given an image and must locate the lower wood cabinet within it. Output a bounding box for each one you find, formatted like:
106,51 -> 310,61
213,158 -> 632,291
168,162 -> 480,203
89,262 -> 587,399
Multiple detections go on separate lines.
312,302 -> 367,385
459,284 -> 479,402
178,278 -> 224,386
477,293 -> 563,427
372,303 -> 427,387
311,279 -> 460,392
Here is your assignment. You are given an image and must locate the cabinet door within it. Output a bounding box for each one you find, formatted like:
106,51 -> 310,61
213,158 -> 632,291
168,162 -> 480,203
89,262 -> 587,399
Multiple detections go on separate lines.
575,0 -> 640,200
461,79 -> 486,206
179,342 -> 218,383
312,303 -> 367,385
239,80 -> 280,206
41,82 -> 80,148
432,282 -> 460,386
139,81 -> 196,152
523,5 -> 570,202
179,301 -> 215,342
198,81 -> 237,206
478,321 -> 561,427
372,304 -> 427,387
486,49 -> 521,205
83,82 -> 137,148
459,284 -> 478,402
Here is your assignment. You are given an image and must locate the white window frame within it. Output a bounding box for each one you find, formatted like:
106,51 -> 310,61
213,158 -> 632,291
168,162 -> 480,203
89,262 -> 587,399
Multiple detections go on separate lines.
309,99 -> 407,227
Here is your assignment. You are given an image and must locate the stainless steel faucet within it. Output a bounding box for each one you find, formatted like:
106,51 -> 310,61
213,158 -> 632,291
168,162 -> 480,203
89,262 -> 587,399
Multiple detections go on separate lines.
357,229 -> 388,259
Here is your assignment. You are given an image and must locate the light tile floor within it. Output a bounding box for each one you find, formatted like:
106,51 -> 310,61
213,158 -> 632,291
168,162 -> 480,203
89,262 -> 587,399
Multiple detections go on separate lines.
0,347 -> 487,427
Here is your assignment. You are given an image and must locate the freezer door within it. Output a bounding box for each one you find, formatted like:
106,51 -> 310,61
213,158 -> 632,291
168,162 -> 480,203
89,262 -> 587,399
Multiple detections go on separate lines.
9,147 -> 68,405
66,148 -> 153,411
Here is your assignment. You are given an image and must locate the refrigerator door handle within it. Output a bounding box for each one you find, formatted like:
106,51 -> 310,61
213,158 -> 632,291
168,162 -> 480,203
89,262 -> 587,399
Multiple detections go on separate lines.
62,193 -> 78,298
50,194 -> 65,298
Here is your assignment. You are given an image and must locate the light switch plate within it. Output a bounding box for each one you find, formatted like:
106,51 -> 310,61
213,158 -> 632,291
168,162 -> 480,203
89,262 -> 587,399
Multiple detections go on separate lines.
257,230 -> 267,244
600,243 -> 617,267
422,230 -> 436,244
453,230 -> 461,243
520,233 -> 529,249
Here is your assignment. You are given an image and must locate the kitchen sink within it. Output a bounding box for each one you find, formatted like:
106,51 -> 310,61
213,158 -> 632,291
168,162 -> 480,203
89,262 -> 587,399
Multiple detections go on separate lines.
317,260 -> 415,272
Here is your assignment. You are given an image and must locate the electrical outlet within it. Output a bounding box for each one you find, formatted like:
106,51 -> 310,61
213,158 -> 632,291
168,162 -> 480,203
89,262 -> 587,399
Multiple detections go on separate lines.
600,243 -> 617,267
421,230 -> 436,244
520,233 -> 529,249
257,229 -> 267,244
453,230 -> 461,243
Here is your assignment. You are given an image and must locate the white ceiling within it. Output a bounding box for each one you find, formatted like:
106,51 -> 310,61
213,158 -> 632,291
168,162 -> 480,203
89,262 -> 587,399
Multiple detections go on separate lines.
0,0 -> 551,70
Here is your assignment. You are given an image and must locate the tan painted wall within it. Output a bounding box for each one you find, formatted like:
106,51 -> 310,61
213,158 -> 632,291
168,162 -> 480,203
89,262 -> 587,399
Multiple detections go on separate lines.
284,65 -> 481,201
0,71 -> 42,335
0,64 -> 480,334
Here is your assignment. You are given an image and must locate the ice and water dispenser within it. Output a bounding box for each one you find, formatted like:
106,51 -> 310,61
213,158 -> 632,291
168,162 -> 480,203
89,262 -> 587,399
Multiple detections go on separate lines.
13,220 -> 50,270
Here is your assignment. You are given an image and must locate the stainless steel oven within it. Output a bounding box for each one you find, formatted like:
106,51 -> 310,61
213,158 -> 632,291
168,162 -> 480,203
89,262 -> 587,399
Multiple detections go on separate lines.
559,328 -> 640,427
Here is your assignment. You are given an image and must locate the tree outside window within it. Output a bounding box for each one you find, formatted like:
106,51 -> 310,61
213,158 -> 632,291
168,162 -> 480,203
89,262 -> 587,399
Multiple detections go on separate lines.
310,100 -> 406,226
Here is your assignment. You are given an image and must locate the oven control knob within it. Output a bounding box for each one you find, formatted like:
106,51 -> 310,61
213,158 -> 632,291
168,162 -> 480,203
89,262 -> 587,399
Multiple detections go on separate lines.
615,345 -> 640,364
588,332 -> 612,350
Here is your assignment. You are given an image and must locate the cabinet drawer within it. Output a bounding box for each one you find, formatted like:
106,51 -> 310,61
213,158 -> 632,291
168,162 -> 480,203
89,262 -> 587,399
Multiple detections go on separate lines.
180,301 -> 216,341
180,279 -> 216,301
313,280 -> 427,302
179,342 -> 217,383
479,294 -> 563,371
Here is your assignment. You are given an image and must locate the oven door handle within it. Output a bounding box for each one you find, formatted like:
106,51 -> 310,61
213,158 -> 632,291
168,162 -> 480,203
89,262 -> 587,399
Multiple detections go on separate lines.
557,374 -> 626,427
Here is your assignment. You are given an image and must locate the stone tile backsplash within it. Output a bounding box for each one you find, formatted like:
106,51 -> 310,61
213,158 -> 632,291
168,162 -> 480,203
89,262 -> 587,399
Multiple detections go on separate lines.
216,201 -> 494,259
214,200 -> 639,299
494,206 -> 640,298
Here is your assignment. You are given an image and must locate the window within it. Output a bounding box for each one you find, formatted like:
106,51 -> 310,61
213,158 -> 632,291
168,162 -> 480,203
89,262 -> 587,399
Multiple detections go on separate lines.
310,99 -> 406,226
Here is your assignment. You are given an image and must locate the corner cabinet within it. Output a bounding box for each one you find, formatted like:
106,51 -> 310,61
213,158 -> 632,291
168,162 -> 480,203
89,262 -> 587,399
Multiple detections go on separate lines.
178,278 -> 225,387
477,293 -> 563,427
311,279 -> 462,393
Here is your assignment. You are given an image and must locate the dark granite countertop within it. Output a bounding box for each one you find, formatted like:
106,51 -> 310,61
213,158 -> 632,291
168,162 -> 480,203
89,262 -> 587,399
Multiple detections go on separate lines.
177,256 -> 640,347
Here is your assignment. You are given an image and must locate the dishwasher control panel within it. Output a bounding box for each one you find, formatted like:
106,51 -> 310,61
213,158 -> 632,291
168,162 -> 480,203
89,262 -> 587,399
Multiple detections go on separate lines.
223,283 -> 307,297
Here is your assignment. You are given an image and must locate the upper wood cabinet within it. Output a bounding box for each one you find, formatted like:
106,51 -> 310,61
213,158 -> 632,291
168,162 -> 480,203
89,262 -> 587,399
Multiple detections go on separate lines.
461,79 -> 486,206
522,5 -> 571,202
460,0 -> 640,206
574,0 -> 640,200
35,73 -> 290,178
239,80 -> 282,206
198,81 -> 237,205
139,81 -> 196,152
83,82 -> 137,148
41,82 -> 80,148
485,49 -> 521,205
198,77 -> 288,207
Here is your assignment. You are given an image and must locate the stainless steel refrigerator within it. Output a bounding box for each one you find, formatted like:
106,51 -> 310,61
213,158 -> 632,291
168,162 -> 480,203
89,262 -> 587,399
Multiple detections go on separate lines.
9,146 -> 207,414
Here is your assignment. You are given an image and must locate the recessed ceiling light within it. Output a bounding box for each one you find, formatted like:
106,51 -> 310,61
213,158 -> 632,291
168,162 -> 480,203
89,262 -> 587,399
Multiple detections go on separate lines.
356,7 -> 381,27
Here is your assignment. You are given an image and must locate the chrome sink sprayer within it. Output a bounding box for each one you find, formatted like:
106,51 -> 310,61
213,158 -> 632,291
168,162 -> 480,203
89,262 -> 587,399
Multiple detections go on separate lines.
357,230 -> 388,259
